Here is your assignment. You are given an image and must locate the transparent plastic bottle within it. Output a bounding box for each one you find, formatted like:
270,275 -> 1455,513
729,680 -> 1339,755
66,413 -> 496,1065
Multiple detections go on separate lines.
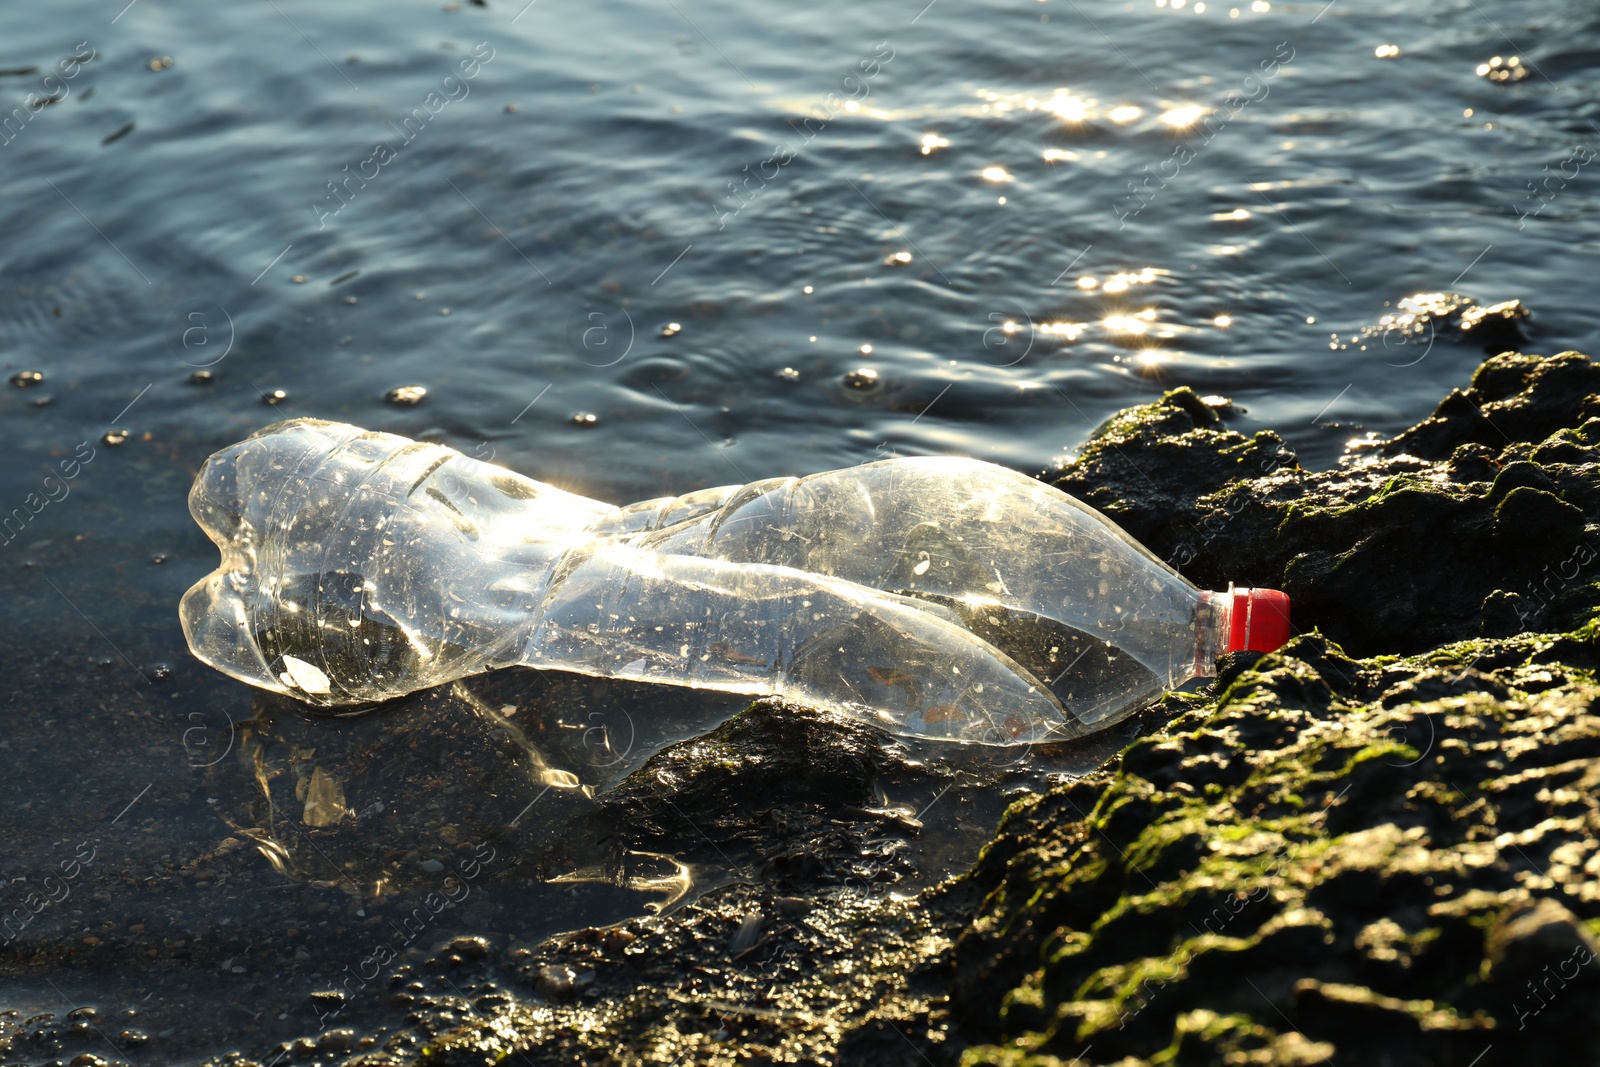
181,419 -> 1290,744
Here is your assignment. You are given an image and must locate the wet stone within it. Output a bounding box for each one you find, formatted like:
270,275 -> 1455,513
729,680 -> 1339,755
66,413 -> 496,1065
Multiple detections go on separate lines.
534,962 -> 593,998
307,991 -> 346,1014
385,385 -> 427,406
448,936 -> 490,960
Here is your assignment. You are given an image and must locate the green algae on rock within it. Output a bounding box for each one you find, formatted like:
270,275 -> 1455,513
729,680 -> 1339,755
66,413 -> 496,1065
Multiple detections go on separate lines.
947,351 -> 1600,1066
1052,351 -> 1600,657
952,630 -> 1600,1064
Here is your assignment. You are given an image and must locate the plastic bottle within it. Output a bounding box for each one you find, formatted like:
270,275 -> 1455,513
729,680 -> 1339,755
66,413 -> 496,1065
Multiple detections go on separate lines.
181,419 -> 1290,744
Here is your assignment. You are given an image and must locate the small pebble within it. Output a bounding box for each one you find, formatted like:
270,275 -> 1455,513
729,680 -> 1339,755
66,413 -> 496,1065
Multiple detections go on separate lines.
262,388 -> 289,405
535,963 -> 593,998
307,991 -> 347,1014
843,367 -> 879,389
448,936 -> 490,960
571,412 -> 598,427
385,385 -> 428,406
419,859 -> 445,873
10,370 -> 44,387
103,428 -> 130,446
319,1030 -> 356,1052
660,322 -> 681,337
188,370 -> 213,385
600,928 -> 636,950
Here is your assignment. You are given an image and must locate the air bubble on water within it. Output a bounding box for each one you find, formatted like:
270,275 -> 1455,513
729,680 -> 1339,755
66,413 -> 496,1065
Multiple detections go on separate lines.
103,428 -> 130,446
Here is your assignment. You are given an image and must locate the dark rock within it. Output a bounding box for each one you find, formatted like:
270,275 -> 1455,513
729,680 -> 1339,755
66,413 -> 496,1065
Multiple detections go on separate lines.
1488,459 -> 1558,502
1052,350 -> 1600,658
950,629 -> 1600,1066
307,990 -> 346,1014
1458,298 -> 1531,350
1493,485 -> 1586,548
1481,589 -> 1531,636
447,936 -> 490,960
598,699 -> 886,856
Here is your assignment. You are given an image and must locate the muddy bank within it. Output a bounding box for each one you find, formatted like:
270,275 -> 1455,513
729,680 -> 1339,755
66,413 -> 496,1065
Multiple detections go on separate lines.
8,349 -> 1600,1067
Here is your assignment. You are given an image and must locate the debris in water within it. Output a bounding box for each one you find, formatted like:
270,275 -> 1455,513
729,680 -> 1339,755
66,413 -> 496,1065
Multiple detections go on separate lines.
385,385 -> 428,406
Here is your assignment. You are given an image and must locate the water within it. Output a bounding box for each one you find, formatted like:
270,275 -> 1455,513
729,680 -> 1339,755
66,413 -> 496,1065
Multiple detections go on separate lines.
1,0 -> 1596,1060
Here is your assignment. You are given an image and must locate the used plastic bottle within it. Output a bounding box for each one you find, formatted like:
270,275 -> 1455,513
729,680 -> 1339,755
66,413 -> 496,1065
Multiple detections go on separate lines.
181,419 -> 1290,744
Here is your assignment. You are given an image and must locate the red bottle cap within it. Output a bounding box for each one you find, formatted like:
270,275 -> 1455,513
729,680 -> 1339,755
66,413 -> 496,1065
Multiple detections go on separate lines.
1229,587 -> 1292,654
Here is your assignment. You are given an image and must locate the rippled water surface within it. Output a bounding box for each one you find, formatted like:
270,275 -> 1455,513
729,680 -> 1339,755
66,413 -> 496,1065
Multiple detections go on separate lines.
2,0 -> 1597,1059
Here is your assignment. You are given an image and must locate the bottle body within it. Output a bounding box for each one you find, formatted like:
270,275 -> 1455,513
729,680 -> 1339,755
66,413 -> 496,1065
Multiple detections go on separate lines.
182,419 -> 1277,744
586,457 -> 1216,730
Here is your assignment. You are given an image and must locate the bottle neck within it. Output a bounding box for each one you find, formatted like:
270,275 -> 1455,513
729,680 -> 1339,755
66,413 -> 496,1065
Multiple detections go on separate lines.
1194,589 -> 1233,677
